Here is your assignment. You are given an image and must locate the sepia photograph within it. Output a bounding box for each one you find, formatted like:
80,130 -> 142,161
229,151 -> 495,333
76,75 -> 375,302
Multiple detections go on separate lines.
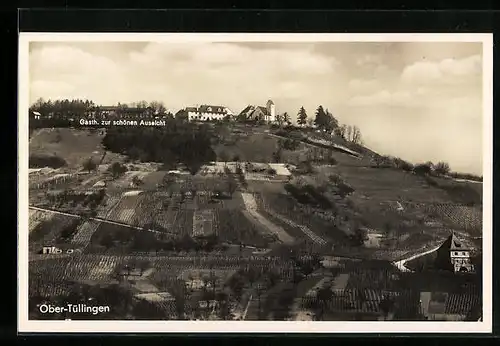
18,33 -> 492,333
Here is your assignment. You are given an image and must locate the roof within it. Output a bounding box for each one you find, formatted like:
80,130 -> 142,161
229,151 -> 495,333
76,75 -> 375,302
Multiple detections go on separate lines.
238,104 -> 272,120
445,293 -> 481,315
421,291 -> 481,316
440,233 -> 471,252
256,106 -> 269,115
239,105 -> 255,116
198,105 -> 228,114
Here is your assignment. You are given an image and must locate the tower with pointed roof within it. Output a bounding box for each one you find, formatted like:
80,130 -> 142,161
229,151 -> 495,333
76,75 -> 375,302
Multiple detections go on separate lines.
266,99 -> 276,123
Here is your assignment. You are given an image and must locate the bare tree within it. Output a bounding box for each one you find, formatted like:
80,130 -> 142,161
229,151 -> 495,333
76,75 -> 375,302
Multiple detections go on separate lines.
345,125 -> 353,142
352,126 -> 362,144
434,161 -> 450,175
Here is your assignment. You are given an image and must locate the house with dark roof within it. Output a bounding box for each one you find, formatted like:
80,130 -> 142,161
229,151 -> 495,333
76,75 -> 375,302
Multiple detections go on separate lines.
238,100 -> 276,123
185,105 -> 234,122
435,233 -> 475,273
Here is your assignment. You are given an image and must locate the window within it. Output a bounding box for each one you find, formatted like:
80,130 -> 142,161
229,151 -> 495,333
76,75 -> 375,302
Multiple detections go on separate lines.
454,252 -> 458,256
207,107 -> 212,112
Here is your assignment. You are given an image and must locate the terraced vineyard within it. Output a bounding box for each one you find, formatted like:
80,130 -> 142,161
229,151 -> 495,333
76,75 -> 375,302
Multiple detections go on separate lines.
435,205 -> 482,232
108,194 -> 145,225
409,203 -> 482,234
71,220 -> 102,247
29,255 -> 121,297
96,194 -> 122,218
29,209 -> 54,233
256,194 -> 327,246
172,210 -> 194,237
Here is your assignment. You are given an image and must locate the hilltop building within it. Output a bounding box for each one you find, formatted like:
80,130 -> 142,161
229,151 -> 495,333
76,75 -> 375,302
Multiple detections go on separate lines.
238,99 -> 276,123
185,105 -> 234,122
435,233 -> 475,273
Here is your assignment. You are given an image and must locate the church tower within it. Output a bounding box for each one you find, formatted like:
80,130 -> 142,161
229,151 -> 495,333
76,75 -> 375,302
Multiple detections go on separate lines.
266,100 -> 276,122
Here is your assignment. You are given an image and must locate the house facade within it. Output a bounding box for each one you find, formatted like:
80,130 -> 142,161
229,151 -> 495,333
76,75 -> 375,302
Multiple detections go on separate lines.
185,105 -> 234,121
435,233 -> 475,273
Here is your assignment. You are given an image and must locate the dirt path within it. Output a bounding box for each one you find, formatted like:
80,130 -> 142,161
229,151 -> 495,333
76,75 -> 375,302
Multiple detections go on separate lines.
240,193 -> 294,244
392,245 -> 441,272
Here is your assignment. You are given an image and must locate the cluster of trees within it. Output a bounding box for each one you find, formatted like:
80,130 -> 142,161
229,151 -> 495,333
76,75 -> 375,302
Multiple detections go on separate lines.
29,98 -> 175,129
102,119 -> 216,175
118,100 -> 170,115
30,98 -> 173,118
333,124 -> 363,145
107,162 -> 128,179
295,105 -> 363,143
379,157 -> 482,183
47,188 -> 106,210
30,98 -> 96,118
328,174 -> 355,198
312,106 -> 338,133
29,153 -> 67,169
275,112 -> 292,126
284,183 -> 333,210
97,226 -> 220,254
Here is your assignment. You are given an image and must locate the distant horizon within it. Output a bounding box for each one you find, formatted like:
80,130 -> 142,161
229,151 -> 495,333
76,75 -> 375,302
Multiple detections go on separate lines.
29,40 -> 485,175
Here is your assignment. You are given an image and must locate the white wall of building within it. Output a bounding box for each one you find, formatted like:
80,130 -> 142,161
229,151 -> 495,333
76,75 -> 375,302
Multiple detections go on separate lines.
187,107 -> 234,122
266,100 -> 276,122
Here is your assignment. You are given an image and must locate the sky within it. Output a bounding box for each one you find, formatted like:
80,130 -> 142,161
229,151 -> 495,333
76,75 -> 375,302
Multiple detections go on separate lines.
29,40 -> 484,175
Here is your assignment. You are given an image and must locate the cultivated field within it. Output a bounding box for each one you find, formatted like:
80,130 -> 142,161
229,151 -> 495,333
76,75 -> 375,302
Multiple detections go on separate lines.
29,128 -> 125,168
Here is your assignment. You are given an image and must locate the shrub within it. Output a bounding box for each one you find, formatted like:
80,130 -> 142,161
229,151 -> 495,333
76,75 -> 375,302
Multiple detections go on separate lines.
267,168 -> 277,175
327,157 -> 338,165
108,162 -> 127,178
328,174 -> 343,185
29,154 -> 67,169
82,157 -> 97,173
413,163 -> 432,176
434,161 -> 451,176
399,160 -> 414,172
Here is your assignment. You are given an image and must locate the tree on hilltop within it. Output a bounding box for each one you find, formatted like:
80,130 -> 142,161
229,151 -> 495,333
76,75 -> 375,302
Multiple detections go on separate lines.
297,106 -> 308,126
334,124 -> 347,139
434,161 -> 451,175
324,108 -> 339,133
282,112 -> 291,125
351,126 -> 362,145
314,106 -> 328,131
